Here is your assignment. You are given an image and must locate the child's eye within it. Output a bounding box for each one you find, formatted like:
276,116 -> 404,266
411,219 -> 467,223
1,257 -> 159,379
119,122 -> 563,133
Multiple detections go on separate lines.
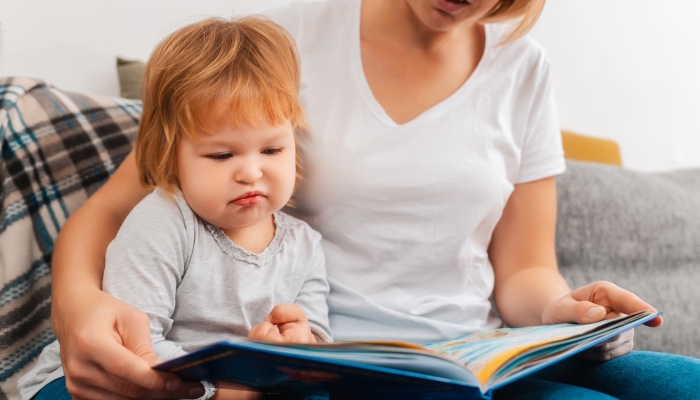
261,148 -> 281,155
207,153 -> 232,161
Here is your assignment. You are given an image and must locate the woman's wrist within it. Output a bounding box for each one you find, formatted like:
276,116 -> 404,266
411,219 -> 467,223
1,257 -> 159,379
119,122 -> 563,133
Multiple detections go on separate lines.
51,283 -> 106,342
495,266 -> 571,327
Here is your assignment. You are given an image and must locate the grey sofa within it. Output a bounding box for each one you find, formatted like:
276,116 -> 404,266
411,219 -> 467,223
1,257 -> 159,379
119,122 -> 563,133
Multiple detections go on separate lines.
556,161 -> 700,357
1,77 -> 698,399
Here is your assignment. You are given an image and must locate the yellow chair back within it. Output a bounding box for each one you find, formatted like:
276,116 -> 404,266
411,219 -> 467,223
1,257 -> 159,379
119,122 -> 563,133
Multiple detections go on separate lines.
561,131 -> 622,166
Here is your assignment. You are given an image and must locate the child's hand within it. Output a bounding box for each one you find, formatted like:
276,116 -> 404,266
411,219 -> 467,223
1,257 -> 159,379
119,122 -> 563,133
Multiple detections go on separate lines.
248,304 -> 317,344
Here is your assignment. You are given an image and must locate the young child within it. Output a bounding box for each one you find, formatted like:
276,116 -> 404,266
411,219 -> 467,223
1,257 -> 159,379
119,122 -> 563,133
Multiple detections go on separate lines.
19,17 -> 331,400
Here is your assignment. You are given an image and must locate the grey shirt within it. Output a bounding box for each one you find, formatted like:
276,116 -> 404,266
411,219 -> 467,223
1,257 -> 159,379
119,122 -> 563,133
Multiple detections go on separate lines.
18,189 -> 331,399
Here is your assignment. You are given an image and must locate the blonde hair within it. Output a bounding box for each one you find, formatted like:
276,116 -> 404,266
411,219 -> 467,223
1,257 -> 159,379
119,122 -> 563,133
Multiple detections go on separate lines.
136,17 -> 305,193
482,0 -> 547,43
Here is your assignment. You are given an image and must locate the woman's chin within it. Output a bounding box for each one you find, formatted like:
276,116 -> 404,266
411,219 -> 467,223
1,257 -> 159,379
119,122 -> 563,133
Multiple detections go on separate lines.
413,3 -> 466,32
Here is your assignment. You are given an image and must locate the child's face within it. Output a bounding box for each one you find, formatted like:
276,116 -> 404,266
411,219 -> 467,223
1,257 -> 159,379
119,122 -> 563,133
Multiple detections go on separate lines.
177,119 -> 296,233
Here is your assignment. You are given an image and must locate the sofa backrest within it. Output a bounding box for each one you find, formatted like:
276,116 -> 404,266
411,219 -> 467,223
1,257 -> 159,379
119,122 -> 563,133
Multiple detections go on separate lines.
556,160 -> 700,357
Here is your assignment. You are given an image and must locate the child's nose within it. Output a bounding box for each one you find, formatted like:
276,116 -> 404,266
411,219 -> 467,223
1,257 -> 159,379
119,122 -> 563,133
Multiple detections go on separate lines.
234,159 -> 263,183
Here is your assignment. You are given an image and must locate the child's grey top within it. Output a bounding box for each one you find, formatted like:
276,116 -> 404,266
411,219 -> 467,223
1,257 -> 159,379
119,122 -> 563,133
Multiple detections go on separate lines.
104,188 -> 332,359
18,188 -> 331,400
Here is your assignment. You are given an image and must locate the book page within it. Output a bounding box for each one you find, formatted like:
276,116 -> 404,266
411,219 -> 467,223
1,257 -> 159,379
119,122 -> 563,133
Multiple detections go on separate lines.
421,311 -> 651,385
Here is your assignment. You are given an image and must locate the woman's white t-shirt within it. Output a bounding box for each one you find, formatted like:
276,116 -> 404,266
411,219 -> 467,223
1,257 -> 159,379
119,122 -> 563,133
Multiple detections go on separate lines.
264,0 -> 566,344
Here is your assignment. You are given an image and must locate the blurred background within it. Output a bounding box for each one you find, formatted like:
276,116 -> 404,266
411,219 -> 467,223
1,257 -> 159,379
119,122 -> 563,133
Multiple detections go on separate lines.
1,0 -> 698,171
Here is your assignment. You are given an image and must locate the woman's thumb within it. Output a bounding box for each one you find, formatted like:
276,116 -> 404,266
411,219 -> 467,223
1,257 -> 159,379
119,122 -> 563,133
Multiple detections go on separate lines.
543,296 -> 607,325
577,302 -> 607,324
140,349 -> 163,367
118,310 -> 160,364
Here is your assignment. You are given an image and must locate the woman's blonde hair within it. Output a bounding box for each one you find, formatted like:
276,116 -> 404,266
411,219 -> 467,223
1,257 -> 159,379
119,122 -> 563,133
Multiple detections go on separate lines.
136,17 -> 305,193
482,0 -> 547,43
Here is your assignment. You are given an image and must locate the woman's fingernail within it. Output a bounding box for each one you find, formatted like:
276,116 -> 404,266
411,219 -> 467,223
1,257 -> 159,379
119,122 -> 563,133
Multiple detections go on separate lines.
189,386 -> 205,397
587,307 -> 605,318
264,314 -> 272,322
166,379 -> 181,391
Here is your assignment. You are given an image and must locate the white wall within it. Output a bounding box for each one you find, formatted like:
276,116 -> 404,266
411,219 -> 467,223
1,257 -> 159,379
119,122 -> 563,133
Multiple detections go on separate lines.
0,0 -> 294,95
1,0 -> 698,171
531,1 -> 700,171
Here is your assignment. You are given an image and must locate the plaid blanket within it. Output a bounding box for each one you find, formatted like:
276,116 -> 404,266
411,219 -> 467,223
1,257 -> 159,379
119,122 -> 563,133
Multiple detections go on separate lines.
0,77 -> 141,399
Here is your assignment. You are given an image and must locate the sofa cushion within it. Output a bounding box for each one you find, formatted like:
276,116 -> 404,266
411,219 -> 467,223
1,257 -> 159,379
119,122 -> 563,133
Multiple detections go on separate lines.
556,160 -> 700,357
0,77 -> 141,399
116,57 -> 145,100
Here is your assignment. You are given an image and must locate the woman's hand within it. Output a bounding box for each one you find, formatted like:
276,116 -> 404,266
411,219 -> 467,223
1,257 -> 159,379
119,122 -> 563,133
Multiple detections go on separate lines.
248,304 -> 317,344
541,281 -> 663,326
54,288 -> 205,399
541,281 -> 662,361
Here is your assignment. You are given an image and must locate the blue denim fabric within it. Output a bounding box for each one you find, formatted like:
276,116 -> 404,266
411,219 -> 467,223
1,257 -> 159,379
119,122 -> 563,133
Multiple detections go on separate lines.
493,351 -> 700,400
32,376 -> 71,400
33,351 -> 700,400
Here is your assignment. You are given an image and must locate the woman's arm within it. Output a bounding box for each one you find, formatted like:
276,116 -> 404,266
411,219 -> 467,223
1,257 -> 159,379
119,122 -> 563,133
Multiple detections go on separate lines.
50,151 -> 203,399
51,151 -> 148,293
490,176 -> 662,328
489,176 -> 568,327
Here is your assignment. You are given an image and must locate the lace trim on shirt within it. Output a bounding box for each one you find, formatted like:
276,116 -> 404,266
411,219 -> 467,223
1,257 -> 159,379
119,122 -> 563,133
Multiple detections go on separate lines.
203,212 -> 289,267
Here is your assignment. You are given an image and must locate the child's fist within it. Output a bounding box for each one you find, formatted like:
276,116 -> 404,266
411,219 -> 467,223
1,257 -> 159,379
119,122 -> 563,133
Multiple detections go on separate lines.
248,304 -> 317,344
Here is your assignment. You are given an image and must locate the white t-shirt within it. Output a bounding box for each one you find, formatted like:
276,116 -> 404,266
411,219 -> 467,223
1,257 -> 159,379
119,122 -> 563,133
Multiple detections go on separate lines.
264,0 -> 565,343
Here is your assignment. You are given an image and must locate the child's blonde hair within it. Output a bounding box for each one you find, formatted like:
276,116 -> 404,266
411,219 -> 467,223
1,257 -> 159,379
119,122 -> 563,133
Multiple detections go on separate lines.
136,17 -> 305,193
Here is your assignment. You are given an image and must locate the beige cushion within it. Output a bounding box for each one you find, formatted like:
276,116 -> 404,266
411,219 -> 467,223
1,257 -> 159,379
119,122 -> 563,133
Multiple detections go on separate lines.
116,57 -> 145,100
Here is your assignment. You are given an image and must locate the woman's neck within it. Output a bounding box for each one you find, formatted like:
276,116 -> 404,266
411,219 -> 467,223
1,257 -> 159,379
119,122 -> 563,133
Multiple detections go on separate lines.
358,0 -> 486,125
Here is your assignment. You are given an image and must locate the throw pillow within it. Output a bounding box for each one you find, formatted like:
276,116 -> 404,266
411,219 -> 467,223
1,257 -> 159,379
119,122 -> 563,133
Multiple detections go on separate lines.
0,77 -> 141,400
116,57 -> 145,100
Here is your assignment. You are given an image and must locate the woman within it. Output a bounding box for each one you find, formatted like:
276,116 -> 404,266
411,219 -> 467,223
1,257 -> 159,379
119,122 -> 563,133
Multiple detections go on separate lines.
49,0 -> 697,399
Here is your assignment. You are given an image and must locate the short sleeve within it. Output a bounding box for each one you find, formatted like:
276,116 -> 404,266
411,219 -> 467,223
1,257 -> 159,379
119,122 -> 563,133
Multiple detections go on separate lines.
293,227 -> 332,342
515,55 -> 566,184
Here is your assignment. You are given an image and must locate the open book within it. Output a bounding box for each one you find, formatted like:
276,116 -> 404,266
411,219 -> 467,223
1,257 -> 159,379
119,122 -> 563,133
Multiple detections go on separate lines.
155,310 -> 660,399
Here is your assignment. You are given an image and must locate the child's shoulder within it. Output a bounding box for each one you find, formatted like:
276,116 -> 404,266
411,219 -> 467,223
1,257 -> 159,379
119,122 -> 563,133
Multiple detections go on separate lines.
274,211 -> 322,245
123,188 -> 195,231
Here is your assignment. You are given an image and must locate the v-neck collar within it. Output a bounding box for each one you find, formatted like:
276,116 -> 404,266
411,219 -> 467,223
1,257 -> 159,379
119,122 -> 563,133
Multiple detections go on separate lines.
350,0 -> 496,128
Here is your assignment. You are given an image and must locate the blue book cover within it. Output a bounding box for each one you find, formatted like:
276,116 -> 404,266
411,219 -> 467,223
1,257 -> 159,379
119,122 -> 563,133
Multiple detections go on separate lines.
154,311 -> 660,399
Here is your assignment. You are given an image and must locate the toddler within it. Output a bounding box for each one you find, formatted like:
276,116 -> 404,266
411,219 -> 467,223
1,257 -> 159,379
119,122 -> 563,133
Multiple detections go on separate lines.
19,17 -> 331,400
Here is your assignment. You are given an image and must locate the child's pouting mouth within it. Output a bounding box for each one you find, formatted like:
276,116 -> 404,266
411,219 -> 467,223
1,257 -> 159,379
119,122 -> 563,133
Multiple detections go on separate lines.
231,191 -> 266,207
